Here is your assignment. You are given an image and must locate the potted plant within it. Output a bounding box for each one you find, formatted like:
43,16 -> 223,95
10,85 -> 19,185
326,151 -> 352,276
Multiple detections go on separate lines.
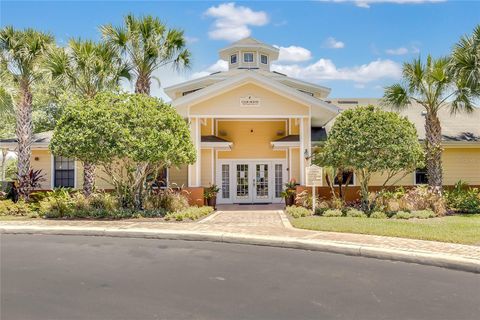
204,184 -> 220,209
282,179 -> 297,207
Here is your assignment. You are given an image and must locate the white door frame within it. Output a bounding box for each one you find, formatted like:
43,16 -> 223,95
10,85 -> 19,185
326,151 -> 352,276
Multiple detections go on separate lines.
215,159 -> 287,204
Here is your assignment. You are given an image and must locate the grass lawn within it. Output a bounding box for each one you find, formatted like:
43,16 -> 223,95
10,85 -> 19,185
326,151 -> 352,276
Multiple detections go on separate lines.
291,215 -> 480,245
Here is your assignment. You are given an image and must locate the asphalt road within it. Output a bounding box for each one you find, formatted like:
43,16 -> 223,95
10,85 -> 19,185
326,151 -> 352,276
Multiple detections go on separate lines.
1,235 -> 479,320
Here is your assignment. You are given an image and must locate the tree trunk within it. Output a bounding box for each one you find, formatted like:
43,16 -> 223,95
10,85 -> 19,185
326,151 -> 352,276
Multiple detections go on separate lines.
16,82 -> 33,200
425,112 -> 443,190
83,162 -> 95,196
1,148 -> 7,181
135,74 -> 151,95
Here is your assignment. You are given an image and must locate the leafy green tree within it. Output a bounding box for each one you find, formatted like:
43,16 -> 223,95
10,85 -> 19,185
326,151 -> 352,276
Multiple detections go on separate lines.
50,92 -> 196,209
383,55 -> 478,190
44,39 -> 130,195
317,106 -> 424,211
101,14 -> 190,95
0,26 -> 54,199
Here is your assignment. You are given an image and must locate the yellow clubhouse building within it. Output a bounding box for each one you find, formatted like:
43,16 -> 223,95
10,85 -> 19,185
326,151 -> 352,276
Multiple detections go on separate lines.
1,37 -> 479,204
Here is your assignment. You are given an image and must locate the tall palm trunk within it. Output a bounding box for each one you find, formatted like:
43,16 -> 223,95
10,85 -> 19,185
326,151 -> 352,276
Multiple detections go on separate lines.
16,81 -> 33,200
1,148 -> 7,181
135,74 -> 150,95
83,162 -> 95,196
132,75 -> 152,207
425,112 -> 443,189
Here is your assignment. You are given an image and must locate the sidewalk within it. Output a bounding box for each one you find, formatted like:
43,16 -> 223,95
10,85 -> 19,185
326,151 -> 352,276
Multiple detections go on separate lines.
1,210 -> 480,273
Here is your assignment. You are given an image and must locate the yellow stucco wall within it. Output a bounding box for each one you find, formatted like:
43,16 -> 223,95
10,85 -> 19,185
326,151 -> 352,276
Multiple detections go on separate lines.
289,118 -> 300,135
30,150 -> 52,190
201,118 -> 214,136
201,148 -> 214,187
189,83 -> 310,117
314,146 -> 480,187
217,120 -> 287,159
443,147 -> 480,185
28,144 -> 480,191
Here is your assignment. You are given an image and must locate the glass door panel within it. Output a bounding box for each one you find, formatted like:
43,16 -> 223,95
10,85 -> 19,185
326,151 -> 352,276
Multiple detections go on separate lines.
274,164 -> 283,198
236,164 -> 249,200
221,164 -> 230,199
255,164 -> 269,201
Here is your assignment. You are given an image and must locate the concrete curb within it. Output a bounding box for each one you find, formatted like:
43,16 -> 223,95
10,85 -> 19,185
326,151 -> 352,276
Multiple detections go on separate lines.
1,226 -> 479,274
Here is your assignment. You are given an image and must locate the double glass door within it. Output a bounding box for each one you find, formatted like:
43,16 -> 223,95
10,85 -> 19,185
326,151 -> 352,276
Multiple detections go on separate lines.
217,160 -> 286,204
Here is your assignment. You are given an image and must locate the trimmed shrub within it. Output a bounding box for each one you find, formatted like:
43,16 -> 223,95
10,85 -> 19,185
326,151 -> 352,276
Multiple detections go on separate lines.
345,208 -> 367,218
369,211 -> 388,219
286,206 -> 313,218
144,188 -> 189,213
0,200 -> 33,216
374,186 -> 446,216
295,190 -> 312,209
444,181 -> 480,213
164,206 -> 214,221
393,211 -> 413,219
411,210 -> 436,219
323,209 -> 343,217
88,192 -> 118,211
39,189 -> 74,218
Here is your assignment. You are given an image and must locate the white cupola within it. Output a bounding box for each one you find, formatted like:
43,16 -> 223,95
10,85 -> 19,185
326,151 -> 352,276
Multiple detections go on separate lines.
218,37 -> 280,71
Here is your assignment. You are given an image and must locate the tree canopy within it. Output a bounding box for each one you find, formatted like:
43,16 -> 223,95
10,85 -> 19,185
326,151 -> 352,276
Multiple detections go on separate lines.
50,92 -> 196,208
317,105 -> 424,210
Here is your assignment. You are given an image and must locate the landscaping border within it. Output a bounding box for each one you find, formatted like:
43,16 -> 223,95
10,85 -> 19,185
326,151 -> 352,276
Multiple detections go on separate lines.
1,225 -> 479,274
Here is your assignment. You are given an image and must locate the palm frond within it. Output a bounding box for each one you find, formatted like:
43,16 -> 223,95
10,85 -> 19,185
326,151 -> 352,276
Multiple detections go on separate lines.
382,84 -> 410,110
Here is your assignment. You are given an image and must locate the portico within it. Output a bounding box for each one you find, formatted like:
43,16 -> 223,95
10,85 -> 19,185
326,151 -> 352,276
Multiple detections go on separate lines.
165,38 -> 338,204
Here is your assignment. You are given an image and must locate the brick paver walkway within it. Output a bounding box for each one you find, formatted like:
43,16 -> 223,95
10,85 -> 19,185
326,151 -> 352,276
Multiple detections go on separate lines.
1,210 -> 479,262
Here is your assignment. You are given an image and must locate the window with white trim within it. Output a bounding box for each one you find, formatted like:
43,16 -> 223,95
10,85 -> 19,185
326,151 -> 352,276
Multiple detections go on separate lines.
230,54 -> 237,64
275,164 -> 283,198
54,156 -> 75,188
221,164 -> 230,199
261,54 -> 268,64
415,168 -> 428,185
333,171 -> 354,186
243,52 -> 254,63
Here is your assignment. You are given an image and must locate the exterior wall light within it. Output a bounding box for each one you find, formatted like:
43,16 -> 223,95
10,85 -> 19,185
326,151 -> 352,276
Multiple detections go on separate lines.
304,149 -> 311,160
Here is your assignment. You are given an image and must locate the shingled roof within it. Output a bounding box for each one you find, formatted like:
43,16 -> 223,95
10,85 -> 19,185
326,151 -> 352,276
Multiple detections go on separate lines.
0,131 -> 53,145
327,99 -> 480,143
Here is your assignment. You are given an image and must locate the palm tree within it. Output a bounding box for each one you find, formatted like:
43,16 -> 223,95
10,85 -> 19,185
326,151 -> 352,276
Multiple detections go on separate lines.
101,14 -> 191,95
383,55 -> 477,189
450,25 -> 480,97
0,27 -> 54,199
0,86 -> 15,181
45,39 -> 130,196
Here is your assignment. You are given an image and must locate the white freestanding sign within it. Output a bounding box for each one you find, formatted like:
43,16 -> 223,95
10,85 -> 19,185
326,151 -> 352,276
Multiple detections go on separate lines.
306,165 -> 323,213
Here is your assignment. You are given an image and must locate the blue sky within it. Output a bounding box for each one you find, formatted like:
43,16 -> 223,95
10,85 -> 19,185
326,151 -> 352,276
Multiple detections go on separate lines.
1,0 -> 479,100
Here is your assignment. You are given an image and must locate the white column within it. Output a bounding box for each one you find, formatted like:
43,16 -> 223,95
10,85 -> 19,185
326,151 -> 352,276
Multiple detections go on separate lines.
188,117 -> 201,187
196,117 -> 201,187
299,117 -> 305,185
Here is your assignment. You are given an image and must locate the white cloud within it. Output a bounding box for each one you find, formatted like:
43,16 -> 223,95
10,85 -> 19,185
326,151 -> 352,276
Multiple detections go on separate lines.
272,58 -> 401,83
323,37 -> 345,49
385,47 -> 409,55
204,2 -> 269,41
319,0 -> 445,9
185,36 -> 199,44
385,45 -> 420,55
191,59 -> 229,79
274,45 -> 312,62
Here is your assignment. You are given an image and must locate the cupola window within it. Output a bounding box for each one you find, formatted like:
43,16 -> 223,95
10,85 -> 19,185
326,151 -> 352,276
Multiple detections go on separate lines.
230,54 -> 237,64
244,52 -> 254,63
261,54 -> 268,64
